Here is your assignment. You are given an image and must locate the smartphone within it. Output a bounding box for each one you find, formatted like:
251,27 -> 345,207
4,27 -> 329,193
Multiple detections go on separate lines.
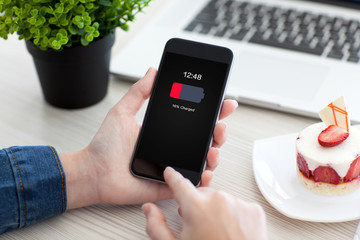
130,38 -> 233,185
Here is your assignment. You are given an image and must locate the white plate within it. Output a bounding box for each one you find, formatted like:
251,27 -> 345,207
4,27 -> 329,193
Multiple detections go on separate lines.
253,133 -> 360,222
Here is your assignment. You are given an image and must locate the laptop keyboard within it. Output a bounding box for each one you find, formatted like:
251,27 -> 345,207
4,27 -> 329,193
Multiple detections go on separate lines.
184,0 -> 360,63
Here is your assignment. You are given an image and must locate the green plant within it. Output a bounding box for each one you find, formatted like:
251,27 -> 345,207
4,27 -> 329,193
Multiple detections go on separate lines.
0,0 -> 151,50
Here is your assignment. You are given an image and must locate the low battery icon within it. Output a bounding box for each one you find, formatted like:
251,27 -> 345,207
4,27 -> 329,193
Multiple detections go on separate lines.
170,82 -> 205,103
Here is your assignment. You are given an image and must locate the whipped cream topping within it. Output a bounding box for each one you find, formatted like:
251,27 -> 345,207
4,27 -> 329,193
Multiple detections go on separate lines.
296,122 -> 360,178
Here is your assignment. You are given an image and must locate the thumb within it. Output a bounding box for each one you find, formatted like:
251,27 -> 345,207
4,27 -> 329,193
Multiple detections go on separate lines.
142,203 -> 178,240
117,67 -> 157,115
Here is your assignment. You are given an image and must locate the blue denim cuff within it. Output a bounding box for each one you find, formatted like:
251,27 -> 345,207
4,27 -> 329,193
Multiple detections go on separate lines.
0,146 -> 67,234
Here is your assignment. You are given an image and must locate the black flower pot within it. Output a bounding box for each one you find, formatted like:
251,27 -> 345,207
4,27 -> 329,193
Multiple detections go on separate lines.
26,34 -> 115,109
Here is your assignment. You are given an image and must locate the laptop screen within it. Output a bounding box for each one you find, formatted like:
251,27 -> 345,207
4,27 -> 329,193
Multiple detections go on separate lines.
310,0 -> 360,9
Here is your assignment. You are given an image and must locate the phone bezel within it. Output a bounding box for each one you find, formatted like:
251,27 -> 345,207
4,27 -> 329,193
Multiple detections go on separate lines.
130,38 -> 233,185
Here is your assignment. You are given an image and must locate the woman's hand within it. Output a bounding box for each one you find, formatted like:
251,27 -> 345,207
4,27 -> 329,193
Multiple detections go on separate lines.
142,167 -> 268,240
60,68 -> 238,209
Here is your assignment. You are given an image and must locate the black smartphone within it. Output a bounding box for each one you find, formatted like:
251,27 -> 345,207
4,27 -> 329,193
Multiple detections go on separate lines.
130,38 -> 233,185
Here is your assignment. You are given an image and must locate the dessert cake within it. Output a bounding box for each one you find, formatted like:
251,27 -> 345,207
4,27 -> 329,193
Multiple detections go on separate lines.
296,97 -> 360,195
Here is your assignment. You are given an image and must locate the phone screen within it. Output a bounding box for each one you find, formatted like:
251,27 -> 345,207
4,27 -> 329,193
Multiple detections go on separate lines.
131,40 -> 232,185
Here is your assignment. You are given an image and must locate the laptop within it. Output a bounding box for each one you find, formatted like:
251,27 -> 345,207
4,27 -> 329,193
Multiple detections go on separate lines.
110,0 -> 360,122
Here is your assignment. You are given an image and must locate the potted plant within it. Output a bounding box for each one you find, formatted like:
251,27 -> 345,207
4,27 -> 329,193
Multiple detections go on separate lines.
0,0 -> 151,108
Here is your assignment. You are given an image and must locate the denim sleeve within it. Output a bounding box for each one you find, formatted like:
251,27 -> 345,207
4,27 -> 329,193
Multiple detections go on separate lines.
0,146 -> 67,234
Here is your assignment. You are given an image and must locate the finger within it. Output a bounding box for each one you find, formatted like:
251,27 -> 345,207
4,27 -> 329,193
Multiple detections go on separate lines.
205,147 -> 219,171
118,67 -> 157,115
212,122 -> 227,148
218,99 -> 238,120
142,203 -> 177,240
199,170 -> 214,187
164,167 -> 198,206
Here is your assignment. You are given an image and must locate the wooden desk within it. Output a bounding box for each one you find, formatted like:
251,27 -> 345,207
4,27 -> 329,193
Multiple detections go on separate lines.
0,1 -> 357,239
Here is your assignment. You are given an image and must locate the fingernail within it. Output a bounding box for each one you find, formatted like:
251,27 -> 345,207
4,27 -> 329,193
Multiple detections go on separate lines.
142,203 -> 151,217
232,100 -> 239,109
165,166 -> 174,172
144,68 -> 152,77
215,147 -> 220,157
147,67 -> 157,75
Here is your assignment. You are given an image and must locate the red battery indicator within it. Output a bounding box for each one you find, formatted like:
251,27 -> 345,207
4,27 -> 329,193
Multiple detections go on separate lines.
170,82 -> 205,103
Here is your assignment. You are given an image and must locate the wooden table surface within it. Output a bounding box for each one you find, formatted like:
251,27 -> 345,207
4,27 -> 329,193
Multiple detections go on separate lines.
0,1 -> 358,239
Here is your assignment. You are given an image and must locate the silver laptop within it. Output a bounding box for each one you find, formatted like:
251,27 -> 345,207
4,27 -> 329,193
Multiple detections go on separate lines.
110,0 -> 360,122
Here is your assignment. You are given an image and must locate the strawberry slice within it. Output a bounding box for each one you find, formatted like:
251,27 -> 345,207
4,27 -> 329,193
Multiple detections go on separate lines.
297,153 -> 311,178
318,125 -> 349,147
344,156 -> 360,182
313,166 -> 341,184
